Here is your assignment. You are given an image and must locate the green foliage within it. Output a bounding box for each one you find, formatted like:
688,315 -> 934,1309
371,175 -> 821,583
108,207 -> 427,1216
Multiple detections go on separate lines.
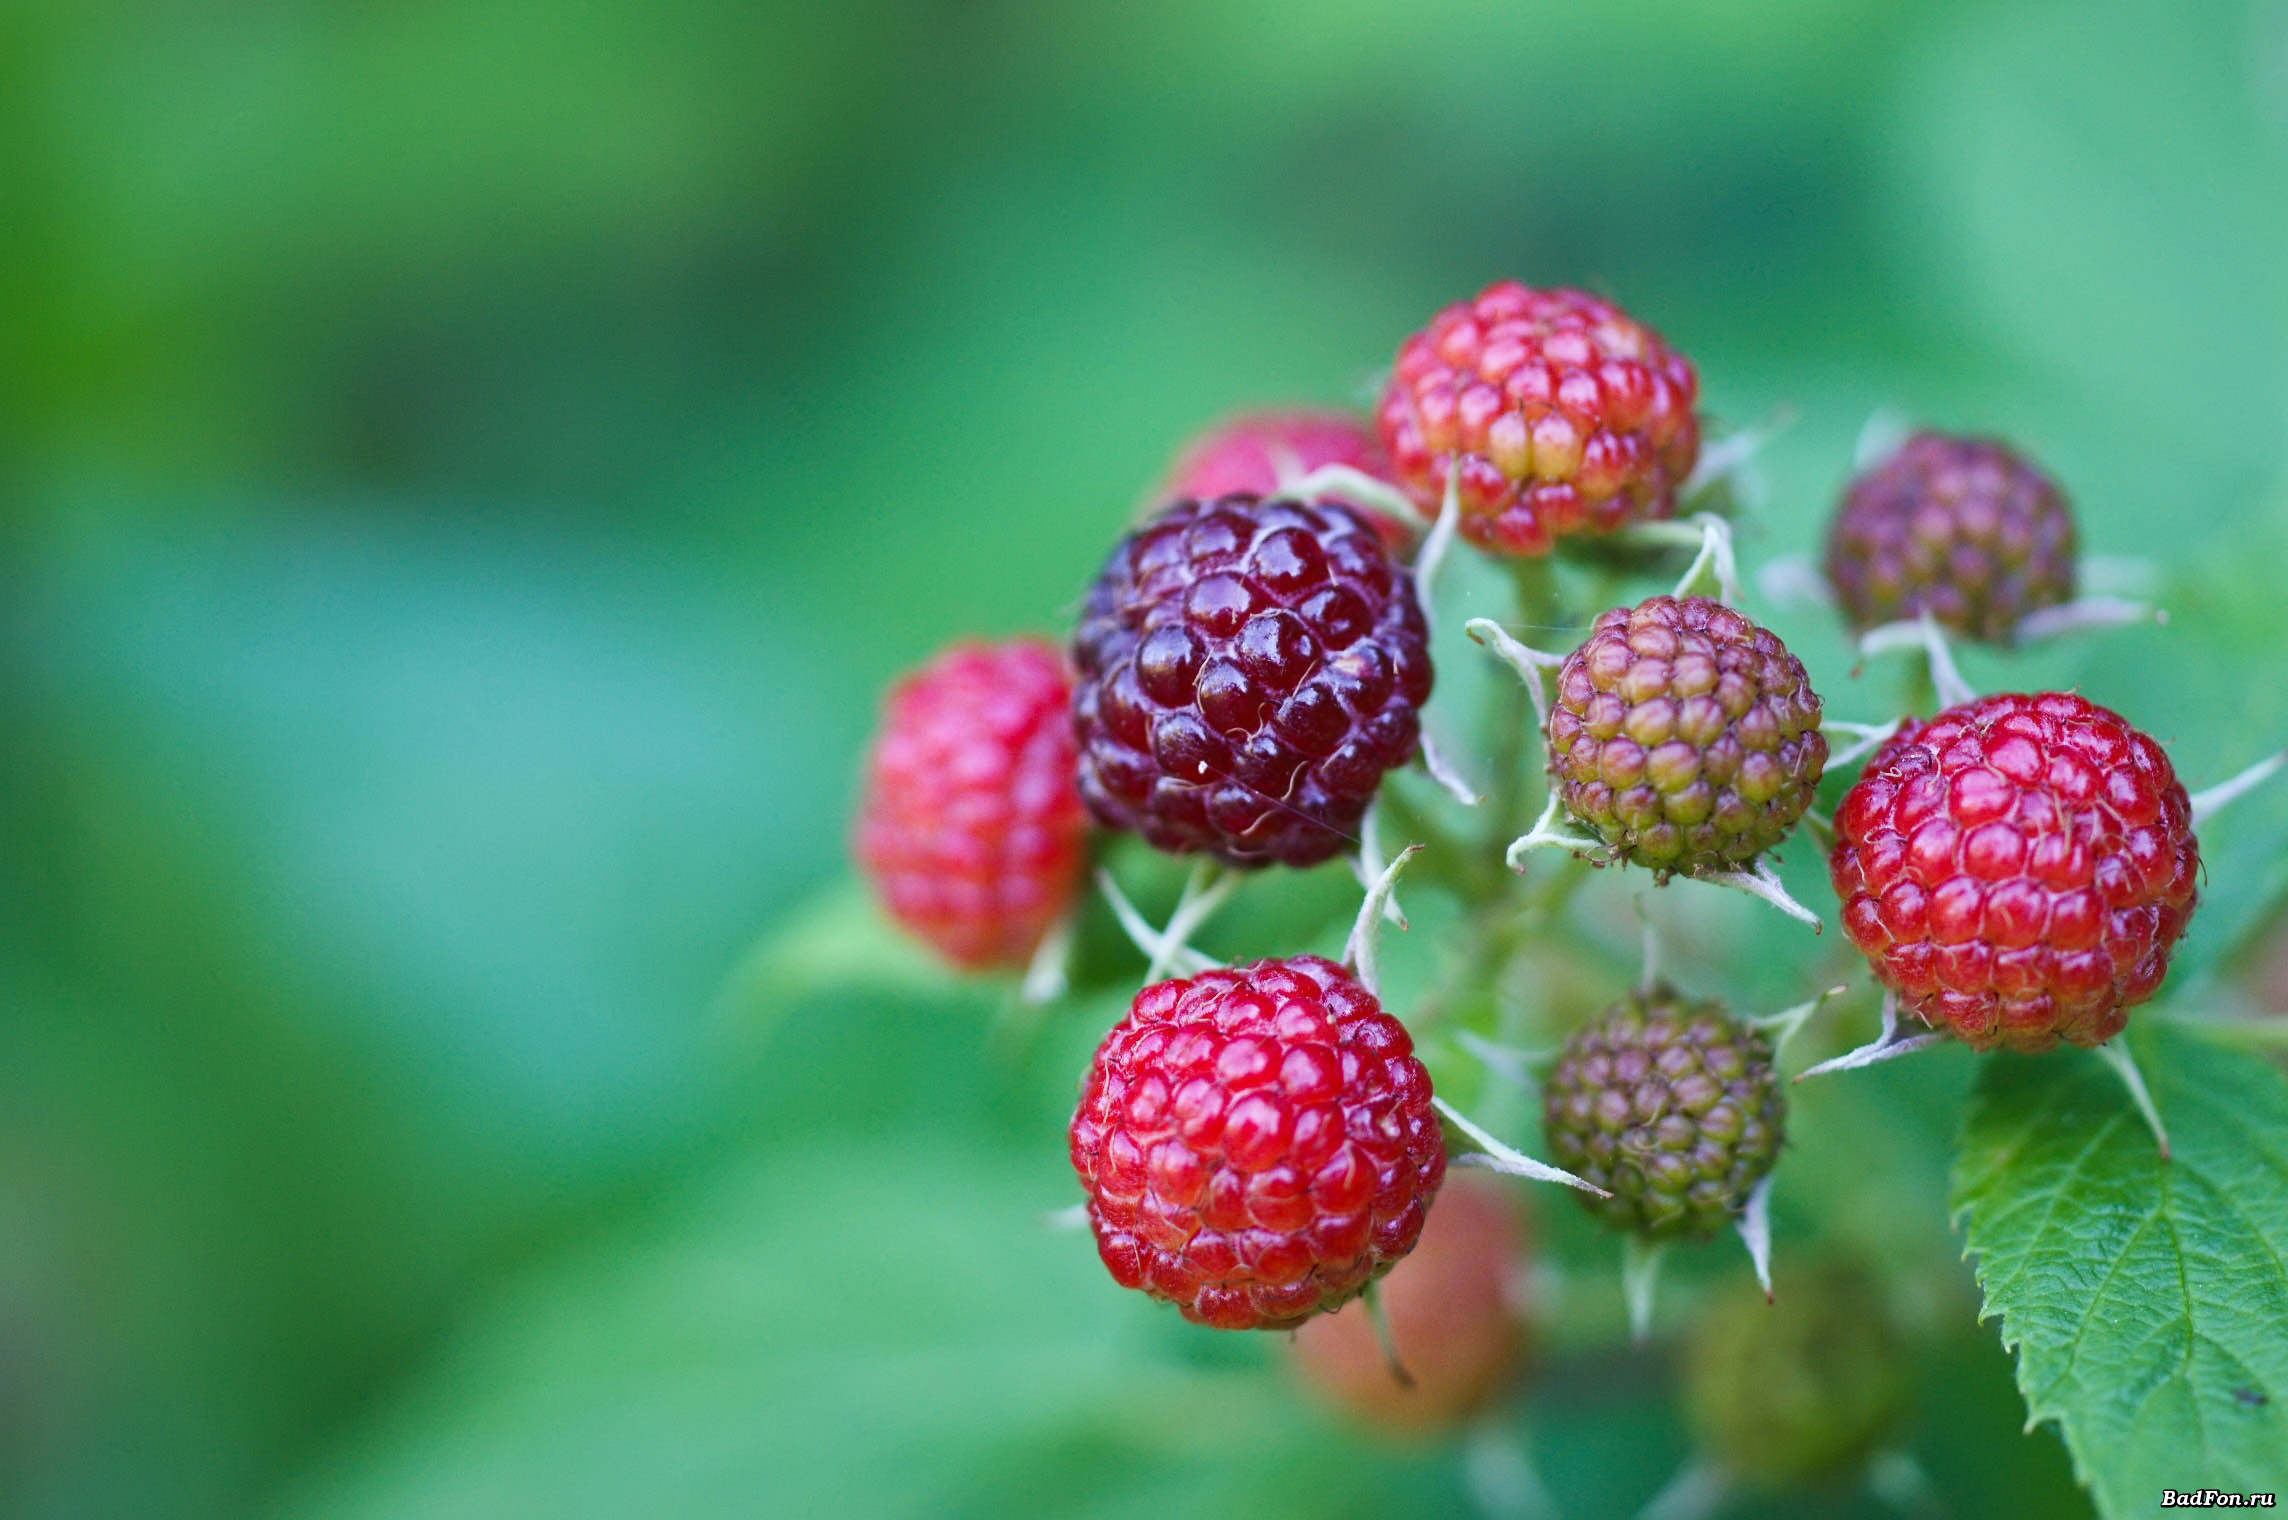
2,0 -> 2287,1516
1954,1027 -> 2288,1513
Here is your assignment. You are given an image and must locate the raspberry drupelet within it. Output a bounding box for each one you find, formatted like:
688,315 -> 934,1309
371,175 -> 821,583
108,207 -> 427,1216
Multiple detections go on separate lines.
1540,986 -> 1785,1240
1161,409 -> 1409,548
853,638 -> 1088,969
1830,692 -> 2200,1052
1826,431 -> 2077,643
1376,281 -> 1699,555
1546,595 -> 1827,876
1072,495 -> 1433,869
1069,955 -> 1446,1330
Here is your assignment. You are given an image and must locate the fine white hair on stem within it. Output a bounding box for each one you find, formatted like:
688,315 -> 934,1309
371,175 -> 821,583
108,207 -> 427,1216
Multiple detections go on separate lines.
1345,845 -> 1422,998
1094,867 -> 1219,980
2189,750 -> 2286,829
1794,992 -> 1945,1081
1621,1235 -> 1668,1345
1857,612 -> 1976,708
1696,857 -> 1823,932
1466,617 -> 1565,730
2095,1038 -> 2171,1161
1434,1096 -> 1610,1197
1735,1172 -> 1776,1301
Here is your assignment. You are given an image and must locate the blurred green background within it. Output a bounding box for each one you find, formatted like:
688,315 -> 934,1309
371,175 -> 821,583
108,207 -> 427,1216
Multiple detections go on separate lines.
3,0 -> 2286,1516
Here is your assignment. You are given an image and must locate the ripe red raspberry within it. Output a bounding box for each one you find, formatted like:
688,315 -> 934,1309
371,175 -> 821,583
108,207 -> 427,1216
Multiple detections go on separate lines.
1288,1172 -> 1527,1432
1831,692 -> 2200,1053
853,638 -> 1087,969
1162,409 -> 1407,547
1546,596 -> 1827,876
1073,495 -> 1432,868
1375,281 -> 1699,555
1069,954 -> 1446,1331
1825,431 -> 2078,643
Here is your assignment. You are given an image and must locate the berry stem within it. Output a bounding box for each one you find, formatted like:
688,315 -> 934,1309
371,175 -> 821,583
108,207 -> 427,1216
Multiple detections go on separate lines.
1794,993 -> 1946,1082
1094,867 -> 1218,980
2188,749 -> 2287,829
1621,1235 -> 1669,1344
1859,613 -> 1976,710
1346,845 -> 1423,998
1358,1279 -> 1416,1389
1734,1172 -> 1776,1302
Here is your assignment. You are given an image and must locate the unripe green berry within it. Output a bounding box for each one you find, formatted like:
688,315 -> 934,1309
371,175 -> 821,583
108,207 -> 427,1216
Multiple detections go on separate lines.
1545,596 -> 1825,877
1682,1260 -> 1910,1486
1540,985 -> 1784,1240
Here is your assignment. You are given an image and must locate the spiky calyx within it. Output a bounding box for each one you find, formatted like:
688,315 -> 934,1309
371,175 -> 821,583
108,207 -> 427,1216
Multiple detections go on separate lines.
1073,495 -> 1432,868
1832,691 -> 2199,1052
1540,986 -> 1785,1240
1375,281 -> 1699,556
1069,955 -> 1446,1330
1546,596 -> 1827,876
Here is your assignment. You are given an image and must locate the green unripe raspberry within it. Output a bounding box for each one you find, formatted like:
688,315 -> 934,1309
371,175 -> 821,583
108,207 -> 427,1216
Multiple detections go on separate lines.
1682,1260 -> 1910,1486
1539,986 -> 1784,1240
1545,596 -> 1825,877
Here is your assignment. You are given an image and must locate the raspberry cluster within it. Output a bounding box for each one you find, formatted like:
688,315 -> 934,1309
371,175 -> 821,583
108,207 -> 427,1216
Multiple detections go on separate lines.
1069,955 -> 1446,1331
1831,692 -> 2200,1052
1540,987 -> 1785,1240
1072,494 -> 1432,868
1546,596 -> 1827,875
1826,431 -> 2077,642
1376,282 -> 1699,555
853,638 -> 1088,968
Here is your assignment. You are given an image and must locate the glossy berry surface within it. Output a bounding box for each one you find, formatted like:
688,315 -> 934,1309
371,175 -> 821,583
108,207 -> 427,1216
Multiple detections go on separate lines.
1162,409 -> 1408,547
1073,495 -> 1432,868
1826,431 -> 2077,643
1288,1171 -> 1526,1434
1546,595 -> 1826,875
1375,281 -> 1698,555
1831,692 -> 2199,1052
1069,955 -> 1446,1331
1541,986 -> 1785,1240
853,638 -> 1088,969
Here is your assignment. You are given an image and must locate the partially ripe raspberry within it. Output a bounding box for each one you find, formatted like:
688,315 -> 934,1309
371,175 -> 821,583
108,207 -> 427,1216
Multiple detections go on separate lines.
1162,409 -> 1408,547
1289,1172 -> 1526,1433
1069,955 -> 1446,1330
854,638 -> 1087,969
1546,596 -> 1827,876
1073,495 -> 1433,869
1683,1261 -> 1908,1486
1831,691 -> 2199,1053
1376,281 -> 1699,555
1826,431 -> 2077,642
1541,986 -> 1785,1240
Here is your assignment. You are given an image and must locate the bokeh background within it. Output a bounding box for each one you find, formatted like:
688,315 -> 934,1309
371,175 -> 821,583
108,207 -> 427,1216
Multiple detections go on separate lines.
4,0 -> 2287,1515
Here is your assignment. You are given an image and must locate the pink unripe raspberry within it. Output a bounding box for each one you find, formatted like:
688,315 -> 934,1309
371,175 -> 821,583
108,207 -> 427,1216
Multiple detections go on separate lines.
1376,281 -> 1699,556
853,638 -> 1088,969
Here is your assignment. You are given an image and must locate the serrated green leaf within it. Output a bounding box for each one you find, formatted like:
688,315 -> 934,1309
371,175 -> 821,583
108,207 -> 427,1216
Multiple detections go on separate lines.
1952,1026 -> 2288,1514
